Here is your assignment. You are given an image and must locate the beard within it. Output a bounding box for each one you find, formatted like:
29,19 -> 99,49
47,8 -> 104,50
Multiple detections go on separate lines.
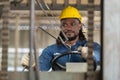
65,30 -> 79,41
68,35 -> 78,41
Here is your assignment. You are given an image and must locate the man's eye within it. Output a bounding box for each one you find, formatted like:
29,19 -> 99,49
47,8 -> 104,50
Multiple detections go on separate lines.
71,23 -> 77,26
62,24 -> 67,27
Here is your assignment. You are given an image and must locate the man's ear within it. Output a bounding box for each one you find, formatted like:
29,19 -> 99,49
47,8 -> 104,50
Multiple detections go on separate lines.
79,24 -> 82,30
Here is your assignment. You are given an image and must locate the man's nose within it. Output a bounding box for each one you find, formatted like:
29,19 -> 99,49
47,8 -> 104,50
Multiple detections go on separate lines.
65,24 -> 73,28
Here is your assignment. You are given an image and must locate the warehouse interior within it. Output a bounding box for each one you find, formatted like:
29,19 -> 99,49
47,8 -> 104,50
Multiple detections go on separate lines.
0,0 -> 120,80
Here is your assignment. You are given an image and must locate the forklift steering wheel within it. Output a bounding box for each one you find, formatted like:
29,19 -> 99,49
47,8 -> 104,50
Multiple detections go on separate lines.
51,51 -> 81,71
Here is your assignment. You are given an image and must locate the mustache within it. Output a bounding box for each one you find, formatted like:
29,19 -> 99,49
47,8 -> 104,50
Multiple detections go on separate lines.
64,30 -> 74,33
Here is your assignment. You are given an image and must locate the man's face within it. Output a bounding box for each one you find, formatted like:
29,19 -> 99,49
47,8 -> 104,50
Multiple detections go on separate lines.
60,18 -> 82,41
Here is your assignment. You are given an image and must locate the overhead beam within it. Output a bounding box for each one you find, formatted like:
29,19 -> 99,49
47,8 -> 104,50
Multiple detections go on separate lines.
10,3 -> 100,11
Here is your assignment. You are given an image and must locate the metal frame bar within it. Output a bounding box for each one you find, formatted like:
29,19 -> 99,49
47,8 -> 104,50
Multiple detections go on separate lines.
10,4 -> 100,11
29,0 -> 35,80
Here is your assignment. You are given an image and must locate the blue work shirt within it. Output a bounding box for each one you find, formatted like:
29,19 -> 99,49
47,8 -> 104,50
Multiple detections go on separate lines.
39,40 -> 100,71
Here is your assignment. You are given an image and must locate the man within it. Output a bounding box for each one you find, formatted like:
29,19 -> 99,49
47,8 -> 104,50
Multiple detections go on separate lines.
39,6 -> 100,71
21,6 -> 100,71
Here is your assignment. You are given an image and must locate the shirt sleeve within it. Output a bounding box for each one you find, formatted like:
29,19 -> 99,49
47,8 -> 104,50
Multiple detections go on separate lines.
39,47 -> 53,71
93,42 -> 101,65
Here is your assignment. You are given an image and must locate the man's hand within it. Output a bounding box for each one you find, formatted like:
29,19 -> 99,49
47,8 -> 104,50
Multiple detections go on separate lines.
21,53 -> 35,69
78,46 -> 94,59
81,47 -> 88,59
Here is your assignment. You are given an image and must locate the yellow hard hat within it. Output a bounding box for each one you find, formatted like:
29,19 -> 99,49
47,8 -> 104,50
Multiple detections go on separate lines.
59,6 -> 82,22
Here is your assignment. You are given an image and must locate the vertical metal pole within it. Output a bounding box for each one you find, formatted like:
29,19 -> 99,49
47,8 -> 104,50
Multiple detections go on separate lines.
29,0 -> 35,80
100,0 -> 103,80
29,0 -> 40,80
0,0 -> 10,80
14,14 -> 20,71
87,0 -> 95,80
